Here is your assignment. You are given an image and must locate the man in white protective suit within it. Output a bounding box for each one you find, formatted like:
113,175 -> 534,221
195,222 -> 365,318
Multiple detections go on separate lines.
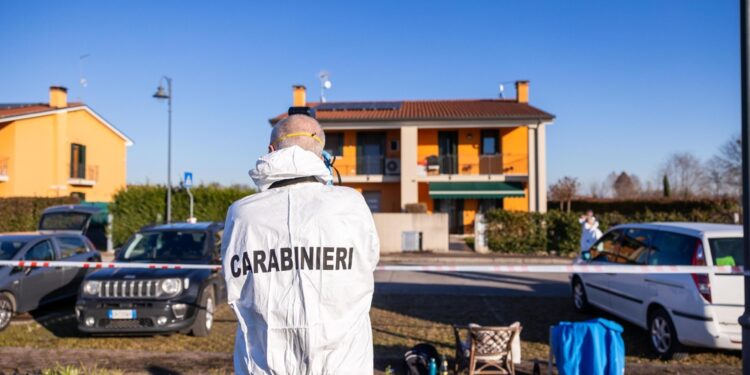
221,112 -> 380,375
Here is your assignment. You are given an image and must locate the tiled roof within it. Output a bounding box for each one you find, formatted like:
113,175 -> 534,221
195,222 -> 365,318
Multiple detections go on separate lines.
0,102 -> 85,120
269,99 -> 555,124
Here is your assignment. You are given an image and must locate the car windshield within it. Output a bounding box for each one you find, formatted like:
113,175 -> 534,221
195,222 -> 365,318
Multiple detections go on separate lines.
119,231 -> 207,262
708,237 -> 744,267
39,212 -> 90,231
0,240 -> 27,260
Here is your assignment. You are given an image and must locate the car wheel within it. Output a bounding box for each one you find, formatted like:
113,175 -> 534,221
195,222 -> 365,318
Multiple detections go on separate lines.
572,277 -> 590,313
649,308 -> 685,360
0,294 -> 14,331
191,287 -> 215,337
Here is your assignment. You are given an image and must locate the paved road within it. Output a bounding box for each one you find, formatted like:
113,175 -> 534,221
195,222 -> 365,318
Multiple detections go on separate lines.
375,270 -> 571,297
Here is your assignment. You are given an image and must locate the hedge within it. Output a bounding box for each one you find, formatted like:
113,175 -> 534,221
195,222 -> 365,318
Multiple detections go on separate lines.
0,197 -> 79,233
548,198 -> 740,218
485,199 -> 740,255
110,184 -> 255,245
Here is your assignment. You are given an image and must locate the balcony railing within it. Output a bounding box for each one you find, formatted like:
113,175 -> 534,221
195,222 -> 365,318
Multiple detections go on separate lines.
0,158 -> 7,182
420,153 -> 526,176
68,164 -> 99,186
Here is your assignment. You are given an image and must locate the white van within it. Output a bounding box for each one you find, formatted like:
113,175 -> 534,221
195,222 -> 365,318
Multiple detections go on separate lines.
571,222 -> 743,359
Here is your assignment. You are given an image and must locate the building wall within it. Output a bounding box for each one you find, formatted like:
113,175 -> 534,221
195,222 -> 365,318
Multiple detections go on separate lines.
0,109 -> 128,201
66,110 -> 128,201
11,116 -> 57,197
342,182 -> 401,213
501,127 -> 528,174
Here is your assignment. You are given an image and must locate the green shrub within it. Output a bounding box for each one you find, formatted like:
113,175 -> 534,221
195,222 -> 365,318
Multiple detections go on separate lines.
0,197 -> 79,233
485,199 -> 739,255
484,209 -> 546,254
110,184 -> 254,245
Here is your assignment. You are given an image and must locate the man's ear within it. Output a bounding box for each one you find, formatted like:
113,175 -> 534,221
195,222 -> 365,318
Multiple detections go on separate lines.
268,144 -> 276,153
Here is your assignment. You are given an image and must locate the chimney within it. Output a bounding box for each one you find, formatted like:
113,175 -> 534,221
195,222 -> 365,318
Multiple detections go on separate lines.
49,86 -> 68,108
515,80 -> 529,104
292,85 -> 307,107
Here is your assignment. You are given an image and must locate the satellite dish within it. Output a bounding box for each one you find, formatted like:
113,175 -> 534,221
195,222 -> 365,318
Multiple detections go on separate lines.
323,80 -> 332,89
498,84 -> 505,99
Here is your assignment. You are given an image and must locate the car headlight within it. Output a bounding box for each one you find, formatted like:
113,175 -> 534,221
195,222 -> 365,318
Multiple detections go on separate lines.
159,278 -> 182,296
83,280 -> 101,296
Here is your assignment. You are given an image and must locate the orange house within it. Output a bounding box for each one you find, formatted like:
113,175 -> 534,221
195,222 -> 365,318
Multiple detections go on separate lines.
0,86 -> 132,202
270,81 -> 554,234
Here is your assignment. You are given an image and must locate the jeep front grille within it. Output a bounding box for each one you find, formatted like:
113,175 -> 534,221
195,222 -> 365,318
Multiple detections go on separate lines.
100,280 -> 159,299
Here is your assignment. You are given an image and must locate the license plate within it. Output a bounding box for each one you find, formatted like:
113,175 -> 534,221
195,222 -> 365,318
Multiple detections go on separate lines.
108,309 -> 136,320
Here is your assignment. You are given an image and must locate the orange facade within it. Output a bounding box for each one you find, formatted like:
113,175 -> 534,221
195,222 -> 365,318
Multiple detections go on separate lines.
324,126 -> 532,233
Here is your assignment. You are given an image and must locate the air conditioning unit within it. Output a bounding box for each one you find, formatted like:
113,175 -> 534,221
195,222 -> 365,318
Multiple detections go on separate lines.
385,158 -> 401,175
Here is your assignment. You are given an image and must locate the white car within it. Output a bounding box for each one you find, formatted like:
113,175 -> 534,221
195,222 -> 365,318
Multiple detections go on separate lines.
571,222 -> 743,359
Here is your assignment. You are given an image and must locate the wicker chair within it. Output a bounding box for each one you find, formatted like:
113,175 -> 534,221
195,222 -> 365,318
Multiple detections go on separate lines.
453,323 -> 522,375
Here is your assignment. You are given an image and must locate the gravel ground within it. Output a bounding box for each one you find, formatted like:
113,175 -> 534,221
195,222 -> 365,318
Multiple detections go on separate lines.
0,294 -> 741,374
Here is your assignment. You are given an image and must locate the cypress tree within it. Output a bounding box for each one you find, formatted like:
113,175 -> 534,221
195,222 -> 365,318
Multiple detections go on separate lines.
663,175 -> 671,198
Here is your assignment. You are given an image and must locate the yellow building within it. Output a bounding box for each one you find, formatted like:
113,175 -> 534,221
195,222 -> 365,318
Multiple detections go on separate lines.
0,86 -> 132,202
270,81 -> 555,234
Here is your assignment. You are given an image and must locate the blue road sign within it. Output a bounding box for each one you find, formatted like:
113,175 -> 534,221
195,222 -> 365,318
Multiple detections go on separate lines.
184,172 -> 193,188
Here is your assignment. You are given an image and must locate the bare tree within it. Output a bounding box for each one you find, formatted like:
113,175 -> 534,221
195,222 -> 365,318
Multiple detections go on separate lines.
660,152 -> 707,198
612,172 -> 641,198
708,134 -> 741,197
549,176 -> 580,212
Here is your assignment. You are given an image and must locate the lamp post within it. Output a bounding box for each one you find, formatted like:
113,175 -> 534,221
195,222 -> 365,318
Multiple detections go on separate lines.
153,76 -> 173,224
740,0 -> 750,372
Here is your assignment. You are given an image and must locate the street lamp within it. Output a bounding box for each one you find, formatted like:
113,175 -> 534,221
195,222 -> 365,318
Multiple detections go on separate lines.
153,76 -> 173,224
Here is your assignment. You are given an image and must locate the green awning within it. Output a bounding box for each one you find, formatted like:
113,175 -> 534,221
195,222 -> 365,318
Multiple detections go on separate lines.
429,181 -> 525,199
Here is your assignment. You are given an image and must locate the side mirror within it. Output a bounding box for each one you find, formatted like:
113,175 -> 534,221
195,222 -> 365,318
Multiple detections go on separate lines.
114,248 -> 122,258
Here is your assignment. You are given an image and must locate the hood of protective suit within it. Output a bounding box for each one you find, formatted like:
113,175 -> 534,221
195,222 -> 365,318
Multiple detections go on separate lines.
223,146 -> 379,375
249,146 -> 333,191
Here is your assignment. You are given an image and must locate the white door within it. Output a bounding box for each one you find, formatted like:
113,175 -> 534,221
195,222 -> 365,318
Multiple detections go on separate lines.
706,235 -> 744,342
607,228 -> 655,326
582,230 -> 623,310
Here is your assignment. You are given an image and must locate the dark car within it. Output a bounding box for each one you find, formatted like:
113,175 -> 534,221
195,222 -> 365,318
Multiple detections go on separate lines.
0,232 -> 101,331
76,222 -> 225,336
39,204 -> 110,251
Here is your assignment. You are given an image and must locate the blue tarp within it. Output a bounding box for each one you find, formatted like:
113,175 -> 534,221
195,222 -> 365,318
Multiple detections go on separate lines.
551,318 -> 625,375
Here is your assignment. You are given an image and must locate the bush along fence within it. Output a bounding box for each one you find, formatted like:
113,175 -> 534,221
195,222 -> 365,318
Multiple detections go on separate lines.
109,184 -> 254,245
0,197 -> 79,233
484,198 -> 740,255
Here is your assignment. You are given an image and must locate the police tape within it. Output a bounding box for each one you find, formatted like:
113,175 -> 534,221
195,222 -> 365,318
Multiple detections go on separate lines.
0,260 -> 745,275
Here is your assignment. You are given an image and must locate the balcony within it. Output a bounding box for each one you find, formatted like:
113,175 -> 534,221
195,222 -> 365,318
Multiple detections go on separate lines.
68,165 -> 99,187
417,153 -> 527,182
332,156 -> 400,183
0,158 -> 7,182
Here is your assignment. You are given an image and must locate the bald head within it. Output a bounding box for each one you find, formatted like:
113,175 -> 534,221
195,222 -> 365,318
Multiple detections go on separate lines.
270,115 -> 326,156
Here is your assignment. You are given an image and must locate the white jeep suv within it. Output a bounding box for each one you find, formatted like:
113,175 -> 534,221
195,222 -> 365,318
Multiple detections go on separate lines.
571,222 -> 743,359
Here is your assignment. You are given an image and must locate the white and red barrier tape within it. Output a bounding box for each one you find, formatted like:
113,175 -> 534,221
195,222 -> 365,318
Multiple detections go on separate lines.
0,260 -> 744,274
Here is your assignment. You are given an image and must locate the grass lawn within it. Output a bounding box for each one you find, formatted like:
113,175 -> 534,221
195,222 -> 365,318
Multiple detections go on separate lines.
0,294 -> 741,373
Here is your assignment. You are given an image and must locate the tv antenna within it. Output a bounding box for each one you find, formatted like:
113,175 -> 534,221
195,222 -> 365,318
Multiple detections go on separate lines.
318,70 -> 332,103
79,54 -> 90,88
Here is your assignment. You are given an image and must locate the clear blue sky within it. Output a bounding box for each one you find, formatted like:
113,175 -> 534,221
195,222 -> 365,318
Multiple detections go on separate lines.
0,1 -> 740,189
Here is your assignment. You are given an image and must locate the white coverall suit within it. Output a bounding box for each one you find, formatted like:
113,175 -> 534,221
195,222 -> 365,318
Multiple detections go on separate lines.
221,146 -> 380,375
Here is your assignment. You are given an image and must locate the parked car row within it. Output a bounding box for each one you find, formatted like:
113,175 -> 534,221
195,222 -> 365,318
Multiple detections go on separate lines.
0,205 -> 226,337
571,222 -> 744,359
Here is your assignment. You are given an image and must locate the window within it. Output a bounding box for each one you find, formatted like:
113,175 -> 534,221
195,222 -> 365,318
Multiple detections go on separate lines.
708,237 -> 744,266
648,231 -> 698,265
478,199 -> 503,213
58,237 -> 88,258
357,132 -> 386,174
70,144 -> 86,179
588,230 -> 622,263
325,133 -> 344,157
119,231 -> 208,261
70,192 -> 86,201
616,228 -> 654,264
481,130 -> 499,155
25,241 -> 55,261
362,191 -> 382,212
0,240 -> 27,260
